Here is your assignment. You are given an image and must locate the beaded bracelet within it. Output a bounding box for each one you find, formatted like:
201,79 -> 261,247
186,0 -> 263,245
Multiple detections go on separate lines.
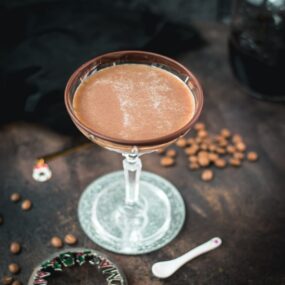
28,248 -> 127,285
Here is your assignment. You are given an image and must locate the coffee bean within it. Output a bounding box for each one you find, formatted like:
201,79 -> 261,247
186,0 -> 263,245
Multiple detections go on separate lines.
175,138 -> 187,148
200,143 -> 208,151
195,136 -> 203,144
11,281 -> 22,285
194,122 -> 205,131
201,169 -> 214,181
247,151 -> 258,161
232,134 -> 243,144
233,152 -> 244,160
226,145 -> 236,154
198,151 -> 209,158
189,163 -> 199,170
198,156 -> 210,167
203,137 -> 213,145
208,144 -> 217,152
64,234 -> 77,245
229,158 -> 241,167
214,158 -> 227,168
166,149 -> 177,158
160,157 -> 175,167
51,236 -> 63,248
2,276 -> 13,285
10,193 -> 21,203
0,215 -> 3,225
218,139 -> 228,148
216,147 -> 226,154
221,128 -> 231,138
185,145 -> 199,155
188,156 -> 198,163
236,142 -> 246,152
10,242 -> 21,254
187,138 -> 195,145
198,130 -> 208,139
209,152 -> 219,162
21,200 -> 32,211
8,264 -> 20,274
157,148 -> 165,155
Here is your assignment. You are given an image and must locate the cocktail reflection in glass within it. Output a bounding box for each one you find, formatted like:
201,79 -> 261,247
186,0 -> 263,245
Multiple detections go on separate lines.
65,51 -> 203,254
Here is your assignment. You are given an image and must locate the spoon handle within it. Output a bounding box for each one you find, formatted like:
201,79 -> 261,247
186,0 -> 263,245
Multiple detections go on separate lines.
174,237 -> 222,267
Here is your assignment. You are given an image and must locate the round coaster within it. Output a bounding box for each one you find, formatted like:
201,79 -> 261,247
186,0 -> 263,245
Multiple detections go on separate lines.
28,248 -> 127,285
78,171 -> 186,255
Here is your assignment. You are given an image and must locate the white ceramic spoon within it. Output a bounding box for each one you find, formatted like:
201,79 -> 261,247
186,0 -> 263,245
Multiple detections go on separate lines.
152,237 -> 222,279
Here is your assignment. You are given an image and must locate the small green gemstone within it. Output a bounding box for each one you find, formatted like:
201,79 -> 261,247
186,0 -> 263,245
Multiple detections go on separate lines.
76,254 -> 86,266
53,261 -> 63,271
60,253 -> 75,267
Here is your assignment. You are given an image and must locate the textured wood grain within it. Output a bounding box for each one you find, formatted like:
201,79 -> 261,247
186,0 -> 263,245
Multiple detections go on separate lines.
0,23 -> 285,284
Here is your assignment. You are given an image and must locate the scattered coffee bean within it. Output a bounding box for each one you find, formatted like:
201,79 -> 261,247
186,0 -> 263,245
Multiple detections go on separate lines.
11,281 -> 22,285
195,136 -> 203,144
226,145 -> 236,154
229,158 -> 241,167
10,242 -> 21,254
201,169 -> 214,181
232,134 -> 243,144
236,142 -> 246,152
198,156 -> 210,167
214,158 -> 227,168
198,130 -> 208,139
51,236 -> 63,248
198,151 -> 209,158
64,234 -> 78,245
233,152 -> 244,160
189,163 -> 199,170
157,148 -> 165,154
160,157 -> 175,167
218,139 -> 228,148
10,193 -> 21,203
21,199 -> 32,211
187,138 -> 195,145
185,145 -> 199,155
176,138 -> 187,148
0,215 -> 3,225
247,151 -> 258,161
188,156 -> 198,163
203,137 -> 212,144
8,264 -> 20,274
221,128 -> 231,138
215,135 -> 224,142
2,276 -> 13,285
200,143 -> 208,150
194,122 -> 205,131
209,152 -> 219,162
216,147 -> 226,154
208,144 -> 217,152
166,149 -> 177,158
156,123 -> 258,182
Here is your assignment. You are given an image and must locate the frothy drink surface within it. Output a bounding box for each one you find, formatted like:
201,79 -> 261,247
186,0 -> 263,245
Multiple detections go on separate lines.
73,64 -> 195,141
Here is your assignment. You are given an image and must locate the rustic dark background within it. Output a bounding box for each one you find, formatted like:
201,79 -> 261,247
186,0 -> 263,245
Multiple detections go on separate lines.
0,0 -> 232,131
1,1 -> 285,285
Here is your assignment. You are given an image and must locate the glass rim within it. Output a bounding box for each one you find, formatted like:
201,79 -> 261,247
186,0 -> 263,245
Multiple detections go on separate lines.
64,50 -> 204,147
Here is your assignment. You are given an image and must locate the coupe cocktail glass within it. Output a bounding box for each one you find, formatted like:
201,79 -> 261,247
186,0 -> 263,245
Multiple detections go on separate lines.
65,51 -> 203,254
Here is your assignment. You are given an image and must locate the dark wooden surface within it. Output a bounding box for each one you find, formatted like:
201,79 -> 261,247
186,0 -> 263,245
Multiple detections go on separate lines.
1,22 -> 285,285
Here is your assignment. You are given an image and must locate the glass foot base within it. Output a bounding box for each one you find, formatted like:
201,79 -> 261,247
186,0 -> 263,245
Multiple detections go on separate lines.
78,171 -> 185,255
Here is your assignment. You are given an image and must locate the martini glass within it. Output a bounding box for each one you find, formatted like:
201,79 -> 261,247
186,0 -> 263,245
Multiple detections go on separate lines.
65,51 -> 203,254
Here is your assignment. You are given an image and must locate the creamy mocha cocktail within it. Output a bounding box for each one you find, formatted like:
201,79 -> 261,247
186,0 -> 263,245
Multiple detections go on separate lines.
73,64 -> 195,141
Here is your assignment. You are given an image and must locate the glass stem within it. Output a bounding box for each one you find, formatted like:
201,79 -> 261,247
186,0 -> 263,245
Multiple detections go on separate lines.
123,149 -> 142,205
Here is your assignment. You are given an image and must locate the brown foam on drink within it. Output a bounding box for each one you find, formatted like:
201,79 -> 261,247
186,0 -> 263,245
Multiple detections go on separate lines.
73,64 -> 195,141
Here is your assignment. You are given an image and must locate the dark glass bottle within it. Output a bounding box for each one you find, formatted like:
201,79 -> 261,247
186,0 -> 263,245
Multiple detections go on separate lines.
229,0 -> 285,101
